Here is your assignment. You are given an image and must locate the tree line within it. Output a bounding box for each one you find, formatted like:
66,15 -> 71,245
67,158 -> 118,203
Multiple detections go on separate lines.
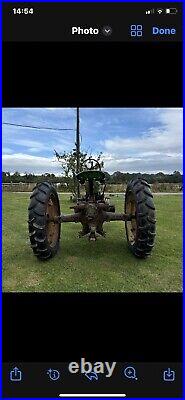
2,170 -> 183,184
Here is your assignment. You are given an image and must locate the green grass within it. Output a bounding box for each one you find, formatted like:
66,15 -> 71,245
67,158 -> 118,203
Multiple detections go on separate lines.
3,192 -> 182,292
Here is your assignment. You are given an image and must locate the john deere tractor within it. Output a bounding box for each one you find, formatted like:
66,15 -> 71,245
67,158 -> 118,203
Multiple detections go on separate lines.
28,158 -> 156,260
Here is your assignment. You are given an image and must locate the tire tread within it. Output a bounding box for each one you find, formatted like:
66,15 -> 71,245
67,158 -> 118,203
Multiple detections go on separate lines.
125,178 -> 156,258
28,182 -> 60,260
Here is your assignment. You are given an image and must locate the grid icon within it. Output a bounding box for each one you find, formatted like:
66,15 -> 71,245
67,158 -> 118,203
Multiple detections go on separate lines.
130,25 -> 143,37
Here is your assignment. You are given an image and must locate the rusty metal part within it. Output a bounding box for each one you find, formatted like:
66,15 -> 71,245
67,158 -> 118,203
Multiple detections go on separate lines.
47,206 -> 135,236
45,156 -> 137,242
70,202 -> 86,211
46,194 -> 60,247
45,165 -> 136,241
125,191 -> 137,244
47,213 -> 81,224
60,213 -> 81,223
102,211 -> 135,222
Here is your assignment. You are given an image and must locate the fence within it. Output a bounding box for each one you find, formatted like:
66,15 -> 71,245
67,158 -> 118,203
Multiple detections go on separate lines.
2,182 -> 183,193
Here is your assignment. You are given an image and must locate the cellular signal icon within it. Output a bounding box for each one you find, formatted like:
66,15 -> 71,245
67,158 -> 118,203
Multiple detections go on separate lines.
146,9 -> 154,15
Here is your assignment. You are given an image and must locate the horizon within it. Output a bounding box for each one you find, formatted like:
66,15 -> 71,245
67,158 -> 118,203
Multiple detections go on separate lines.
2,170 -> 183,178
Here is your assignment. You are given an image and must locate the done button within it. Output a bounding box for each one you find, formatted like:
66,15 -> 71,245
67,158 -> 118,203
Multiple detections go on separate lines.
152,26 -> 176,35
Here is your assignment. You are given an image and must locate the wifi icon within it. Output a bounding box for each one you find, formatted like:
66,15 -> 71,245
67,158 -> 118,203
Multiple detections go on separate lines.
157,9 -> 163,14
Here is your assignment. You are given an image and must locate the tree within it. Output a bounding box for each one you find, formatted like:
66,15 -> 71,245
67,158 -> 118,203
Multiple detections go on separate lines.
172,170 -> 182,183
54,149 -> 104,195
111,171 -> 124,184
12,171 -> 21,183
2,172 -> 10,183
104,171 -> 111,183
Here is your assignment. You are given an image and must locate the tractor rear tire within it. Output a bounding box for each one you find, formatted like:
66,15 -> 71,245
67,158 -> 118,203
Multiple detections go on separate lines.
125,178 -> 156,258
28,182 -> 61,260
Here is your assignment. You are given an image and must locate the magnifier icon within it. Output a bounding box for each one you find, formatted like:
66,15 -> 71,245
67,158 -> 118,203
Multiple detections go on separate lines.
124,366 -> 138,380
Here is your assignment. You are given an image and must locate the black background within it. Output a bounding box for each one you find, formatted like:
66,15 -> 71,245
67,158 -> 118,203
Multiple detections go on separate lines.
3,42 -> 182,107
3,36 -> 182,364
3,293 -> 182,362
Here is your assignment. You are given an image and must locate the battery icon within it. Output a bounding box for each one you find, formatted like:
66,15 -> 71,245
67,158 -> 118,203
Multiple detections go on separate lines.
166,8 -> 178,14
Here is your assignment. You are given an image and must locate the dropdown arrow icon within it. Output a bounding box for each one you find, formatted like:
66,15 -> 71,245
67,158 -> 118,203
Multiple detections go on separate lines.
102,26 -> 112,36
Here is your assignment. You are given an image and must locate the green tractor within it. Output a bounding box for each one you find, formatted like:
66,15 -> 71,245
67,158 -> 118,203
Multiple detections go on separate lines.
28,158 -> 156,260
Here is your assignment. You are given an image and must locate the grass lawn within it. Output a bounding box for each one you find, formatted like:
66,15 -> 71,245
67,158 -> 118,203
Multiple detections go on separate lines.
3,192 -> 182,292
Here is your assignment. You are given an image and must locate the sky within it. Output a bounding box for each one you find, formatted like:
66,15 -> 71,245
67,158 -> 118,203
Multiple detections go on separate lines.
2,108 -> 183,175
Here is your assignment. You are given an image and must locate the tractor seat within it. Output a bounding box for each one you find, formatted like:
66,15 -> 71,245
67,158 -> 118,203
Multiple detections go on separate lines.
76,170 -> 105,184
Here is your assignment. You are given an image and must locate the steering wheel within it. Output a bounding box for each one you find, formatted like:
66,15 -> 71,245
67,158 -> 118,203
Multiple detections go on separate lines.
83,158 -> 101,171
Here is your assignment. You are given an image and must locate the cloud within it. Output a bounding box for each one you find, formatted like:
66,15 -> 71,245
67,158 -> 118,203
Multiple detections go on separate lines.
2,126 -> 74,155
101,109 -> 183,173
2,147 -> 13,154
11,138 -> 45,151
2,153 -> 63,175
102,153 -> 182,174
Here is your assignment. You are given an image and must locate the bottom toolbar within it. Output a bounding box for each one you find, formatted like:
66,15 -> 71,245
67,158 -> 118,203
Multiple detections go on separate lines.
3,362 -> 182,398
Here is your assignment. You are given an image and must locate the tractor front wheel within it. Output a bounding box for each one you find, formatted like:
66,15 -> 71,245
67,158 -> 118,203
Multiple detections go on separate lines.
125,178 -> 156,258
28,182 -> 61,260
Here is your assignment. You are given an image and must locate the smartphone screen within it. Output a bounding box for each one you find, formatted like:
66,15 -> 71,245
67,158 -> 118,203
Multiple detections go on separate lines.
2,2 -> 183,398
